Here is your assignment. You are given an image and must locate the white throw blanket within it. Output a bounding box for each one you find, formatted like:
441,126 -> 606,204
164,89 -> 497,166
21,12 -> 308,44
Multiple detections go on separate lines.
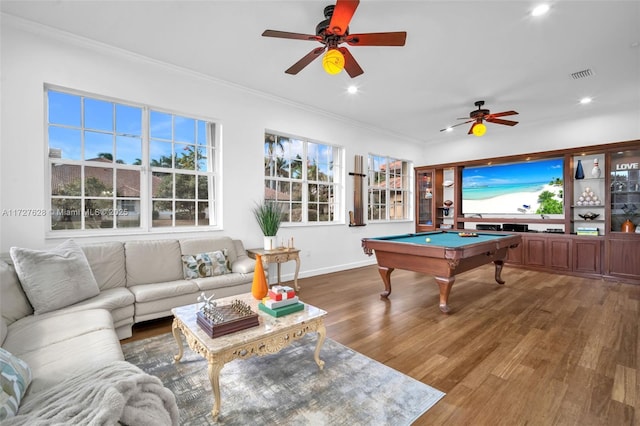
4,360 -> 179,426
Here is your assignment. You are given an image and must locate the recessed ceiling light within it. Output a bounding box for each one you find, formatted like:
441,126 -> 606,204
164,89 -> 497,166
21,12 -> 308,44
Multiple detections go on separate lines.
347,85 -> 358,94
531,4 -> 550,17
580,97 -> 592,104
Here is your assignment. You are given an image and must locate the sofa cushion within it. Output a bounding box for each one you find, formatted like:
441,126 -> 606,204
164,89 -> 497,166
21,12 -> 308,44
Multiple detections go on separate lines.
9,240 -> 100,315
52,287 -> 134,317
125,240 -> 183,286
128,280 -> 198,303
2,309 -> 123,396
180,237 -> 238,264
181,250 -> 229,279
81,242 -> 126,290
0,262 -> 33,325
0,347 -> 32,420
232,256 -> 256,274
192,272 -> 253,292
2,309 -> 116,356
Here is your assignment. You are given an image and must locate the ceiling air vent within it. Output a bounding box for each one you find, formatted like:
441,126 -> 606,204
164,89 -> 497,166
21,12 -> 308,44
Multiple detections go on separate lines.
570,68 -> 594,79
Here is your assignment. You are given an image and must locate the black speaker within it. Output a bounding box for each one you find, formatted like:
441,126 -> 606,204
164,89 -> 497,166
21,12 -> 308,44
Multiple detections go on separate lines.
502,223 -> 528,232
476,224 -> 502,231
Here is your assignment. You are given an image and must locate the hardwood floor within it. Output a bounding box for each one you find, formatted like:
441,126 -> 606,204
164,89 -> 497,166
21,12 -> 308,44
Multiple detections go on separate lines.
122,265 -> 639,425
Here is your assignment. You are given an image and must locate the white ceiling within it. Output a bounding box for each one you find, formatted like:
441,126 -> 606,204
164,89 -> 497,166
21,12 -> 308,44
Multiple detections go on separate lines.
2,1 -> 640,145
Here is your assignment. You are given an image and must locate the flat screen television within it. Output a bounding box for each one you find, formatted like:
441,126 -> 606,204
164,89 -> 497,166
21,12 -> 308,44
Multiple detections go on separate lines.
462,158 -> 564,215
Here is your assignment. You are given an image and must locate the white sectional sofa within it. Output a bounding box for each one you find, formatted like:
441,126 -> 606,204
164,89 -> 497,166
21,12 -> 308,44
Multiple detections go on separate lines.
0,236 -> 255,424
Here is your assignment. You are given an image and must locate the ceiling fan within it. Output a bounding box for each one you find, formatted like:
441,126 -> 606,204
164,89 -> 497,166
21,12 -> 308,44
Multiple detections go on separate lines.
262,0 -> 407,78
441,101 -> 519,136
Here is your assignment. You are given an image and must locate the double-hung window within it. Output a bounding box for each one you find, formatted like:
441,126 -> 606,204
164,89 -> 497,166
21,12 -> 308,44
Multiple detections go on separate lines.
264,131 -> 343,224
368,155 -> 412,221
47,87 -> 218,232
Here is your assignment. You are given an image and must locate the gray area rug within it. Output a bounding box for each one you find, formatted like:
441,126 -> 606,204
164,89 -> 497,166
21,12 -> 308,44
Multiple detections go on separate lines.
122,332 -> 445,425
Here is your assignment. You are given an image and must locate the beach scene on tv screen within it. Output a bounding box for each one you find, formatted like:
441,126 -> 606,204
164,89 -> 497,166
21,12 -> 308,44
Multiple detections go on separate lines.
462,158 -> 564,215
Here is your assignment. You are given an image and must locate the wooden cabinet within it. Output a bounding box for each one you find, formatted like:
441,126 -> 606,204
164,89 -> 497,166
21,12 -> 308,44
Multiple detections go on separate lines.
416,140 -> 640,283
609,149 -> 640,232
520,234 -> 572,271
605,234 -> 640,280
415,168 -> 437,231
573,238 -> 602,274
415,166 -> 458,232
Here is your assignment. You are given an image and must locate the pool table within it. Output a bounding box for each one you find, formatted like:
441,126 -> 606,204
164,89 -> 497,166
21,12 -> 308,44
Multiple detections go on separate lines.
361,231 -> 521,313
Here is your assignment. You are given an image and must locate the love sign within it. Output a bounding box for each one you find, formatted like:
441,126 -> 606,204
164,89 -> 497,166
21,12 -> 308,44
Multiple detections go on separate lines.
615,162 -> 639,170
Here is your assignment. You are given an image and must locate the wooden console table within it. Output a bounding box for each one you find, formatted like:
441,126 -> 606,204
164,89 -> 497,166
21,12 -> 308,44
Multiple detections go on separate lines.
246,247 -> 301,291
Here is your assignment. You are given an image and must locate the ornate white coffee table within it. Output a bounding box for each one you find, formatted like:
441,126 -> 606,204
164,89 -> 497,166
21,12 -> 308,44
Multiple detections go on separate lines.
171,292 -> 327,419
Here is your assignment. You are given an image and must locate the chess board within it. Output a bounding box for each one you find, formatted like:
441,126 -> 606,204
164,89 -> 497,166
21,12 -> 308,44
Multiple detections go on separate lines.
196,304 -> 260,338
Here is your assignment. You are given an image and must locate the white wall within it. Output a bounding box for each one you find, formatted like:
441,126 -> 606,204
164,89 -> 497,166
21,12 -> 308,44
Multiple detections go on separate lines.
0,17 -> 424,280
421,105 -> 640,164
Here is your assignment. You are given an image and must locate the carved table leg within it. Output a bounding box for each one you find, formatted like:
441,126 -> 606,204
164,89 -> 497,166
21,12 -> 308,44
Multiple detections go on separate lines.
293,255 -> 301,291
172,319 -> 184,362
208,358 -> 225,419
493,260 -> 505,285
314,322 -> 326,370
434,276 -> 455,314
378,266 -> 394,298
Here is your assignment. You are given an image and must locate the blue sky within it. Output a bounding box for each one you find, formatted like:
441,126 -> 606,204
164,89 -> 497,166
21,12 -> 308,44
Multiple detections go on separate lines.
48,90 -> 207,166
463,158 -> 564,187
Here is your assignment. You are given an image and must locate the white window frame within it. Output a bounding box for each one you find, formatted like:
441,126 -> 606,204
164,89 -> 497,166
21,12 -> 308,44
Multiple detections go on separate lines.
45,85 -> 221,236
367,154 -> 413,222
264,130 -> 344,226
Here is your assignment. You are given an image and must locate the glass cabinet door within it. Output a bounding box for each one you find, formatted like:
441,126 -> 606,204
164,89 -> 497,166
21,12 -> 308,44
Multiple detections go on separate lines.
416,169 -> 434,229
610,149 -> 640,232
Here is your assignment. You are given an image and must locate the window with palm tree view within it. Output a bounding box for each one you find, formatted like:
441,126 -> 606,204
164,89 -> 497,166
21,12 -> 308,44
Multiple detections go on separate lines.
47,88 -> 217,232
368,155 -> 412,221
264,132 -> 343,224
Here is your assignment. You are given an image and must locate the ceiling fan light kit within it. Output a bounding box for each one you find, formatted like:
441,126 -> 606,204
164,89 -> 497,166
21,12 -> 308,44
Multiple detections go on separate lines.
322,49 -> 345,74
440,100 -> 519,137
262,0 -> 407,77
472,122 -> 487,137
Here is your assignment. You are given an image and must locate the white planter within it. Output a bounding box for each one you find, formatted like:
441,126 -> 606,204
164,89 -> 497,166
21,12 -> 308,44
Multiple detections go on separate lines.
263,236 -> 278,251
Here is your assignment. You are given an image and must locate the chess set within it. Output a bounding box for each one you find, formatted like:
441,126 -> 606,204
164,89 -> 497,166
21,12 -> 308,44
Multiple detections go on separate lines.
196,296 -> 259,338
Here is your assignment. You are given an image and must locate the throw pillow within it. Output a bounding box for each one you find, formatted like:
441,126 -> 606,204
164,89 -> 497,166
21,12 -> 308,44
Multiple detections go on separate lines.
9,239 -> 100,315
0,348 -> 32,420
182,250 -> 229,279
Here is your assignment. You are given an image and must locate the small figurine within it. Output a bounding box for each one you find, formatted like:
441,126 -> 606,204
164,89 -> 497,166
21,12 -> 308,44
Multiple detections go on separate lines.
197,292 -> 217,312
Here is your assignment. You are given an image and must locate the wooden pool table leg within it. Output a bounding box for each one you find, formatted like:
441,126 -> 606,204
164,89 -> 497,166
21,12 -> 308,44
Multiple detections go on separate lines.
378,266 -> 394,298
434,276 -> 454,314
493,260 -> 506,285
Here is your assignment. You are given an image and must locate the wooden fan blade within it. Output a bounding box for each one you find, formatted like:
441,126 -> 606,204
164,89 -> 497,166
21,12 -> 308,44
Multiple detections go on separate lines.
262,30 -> 322,42
486,118 -> 519,126
345,32 -> 407,46
440,120 -> 472,132
488,110 -> 519,118
468,123 -> 476,135
328,0 -> 360,36
339,47 -> 364,78
285,47 -> 326,75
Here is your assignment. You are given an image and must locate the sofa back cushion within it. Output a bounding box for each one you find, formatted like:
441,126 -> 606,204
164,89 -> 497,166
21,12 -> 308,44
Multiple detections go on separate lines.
179,237 -> 238,264
81,242 -> 126,290
0,262 -> 33,325
125,240 -> 183,286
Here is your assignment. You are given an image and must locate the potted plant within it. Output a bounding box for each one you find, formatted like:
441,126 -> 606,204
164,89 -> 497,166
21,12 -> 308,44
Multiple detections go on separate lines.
252,200 -> 283,250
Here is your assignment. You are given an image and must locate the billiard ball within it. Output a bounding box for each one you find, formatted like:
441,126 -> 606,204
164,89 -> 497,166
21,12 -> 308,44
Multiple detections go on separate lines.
425,238 -> 431,243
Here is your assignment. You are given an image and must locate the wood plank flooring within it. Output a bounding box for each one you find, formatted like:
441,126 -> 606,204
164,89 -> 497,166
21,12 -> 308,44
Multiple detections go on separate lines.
122,264 -> 640,425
